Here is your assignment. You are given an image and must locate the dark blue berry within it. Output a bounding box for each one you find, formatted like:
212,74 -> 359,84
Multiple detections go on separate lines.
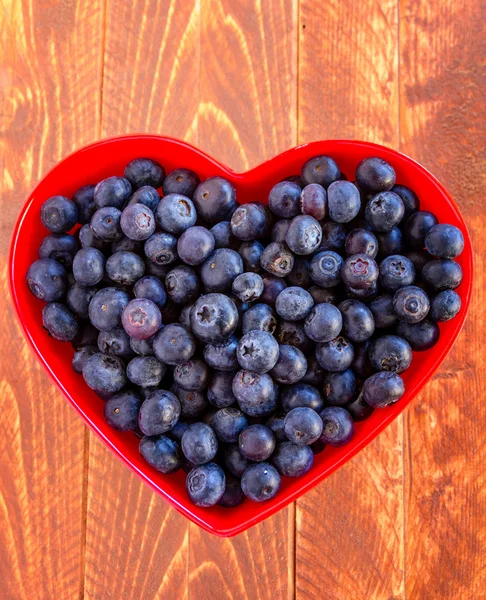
140,435 -> 182,474
130,335 -> 154,356
393,285 -> 430,323
319,406 -> 354,446
300,183 -> 327,220
218,476 -> 245,508
275,286 -> 314,321
283,175 -> 304,188
98,327 -> 133,359
174,359 -> 209,391
204,335 -> 239,371
404,210 -> 438,249
83,353 -> 127,393
365,191 -> 404,232
242,304 -> 277,336
232,272 -> 264,303
280,383 -> 324,413
144,232 -> 178,266
363,372 -> 405,408
356,157 -> 395,192
124,157 -> 165,189
181,422 -> 218,464
73,184 -> 96,224
369,335 -> 412,373
126,186 -> 160,212
120,203 -> 156,240
315,336 -> 355,372
224,444 -> 249,477
270,344 -> 307,384
345,390 -> 374,421
391,184 -> 420,219
309,251 -> 343,288
73,248 -> 105,286
342,254 -> 379,289
369,294 -> 398,329
162,168 -> 200,197
156,193 -> 197,234
276,320 -> 311,352
41,195 -> 78,233
396,319 -> 440,351
186,463 -> 226,507
166,265 -> 200,304
422,259 -> 463,290
430,290 -> 461,322
177,226 -> 215,265
72,345 -> 97,374
190,293 -> 238,343
106,251 -> 145,285
39,233 -> 79,268
271,219 -> 291,243
237,330 -> 279,373
287,258 -> 311,288
318,221 -> 347,251
121,298 -> 162,340
208,370 -> 237,408
42,302 -> 78,341
403,250 -> 430,275
238,240 -> 264,272
284,407 -> 323,445
379,255 -> 415,291
260,242 -> 294,278
239,424 -> 275,461
134,276 -> 167,310
127,356 -> 165,387
211,407 -> 248,443
285,215 -> 322,255
111,237 -> 143,254
168,420 -> 191,444
139,390 -> 181,435
241,463 -> 281,502
260,274 -> 287,306
232,370 -> 276,417
304,302 -> 343,343
78,224 -> 106,250
174,386 -> 208,418
327,181 -> 361,223
94,176 -> 132,209
272,442 -> 313,477
351,340 -> 373,378
376,227 -> 403,258
193,177 -> 237,223
345,228 -> 378,259
268,181 -> 301,218
88,287 -> 129,330
265,412 -> 287,443
324,369 -> 356,406
90,207 -> 123,241
230,203 -> 267,240
27,258 -> 67,301
338,299 -> 375,342
104,391 -> 141,431
201,248 -> 243,292
210,221 -> 238,249
300,356 -> 326,386
300,155 -> 340,187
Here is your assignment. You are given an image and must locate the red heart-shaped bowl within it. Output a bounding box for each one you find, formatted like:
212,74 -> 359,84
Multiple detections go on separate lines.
9,135 -> 473,537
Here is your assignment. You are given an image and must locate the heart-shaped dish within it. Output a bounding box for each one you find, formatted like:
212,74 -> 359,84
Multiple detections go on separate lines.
9,136 -> 473,537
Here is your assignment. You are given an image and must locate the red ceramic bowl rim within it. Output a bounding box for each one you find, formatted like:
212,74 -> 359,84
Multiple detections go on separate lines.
8,135 -> 473,537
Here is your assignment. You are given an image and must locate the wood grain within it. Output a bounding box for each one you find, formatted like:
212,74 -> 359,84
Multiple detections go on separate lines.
296,2 -> 405,599
188,2 -> 297,599
0,0 -> 103,598
400,0 -> 486,597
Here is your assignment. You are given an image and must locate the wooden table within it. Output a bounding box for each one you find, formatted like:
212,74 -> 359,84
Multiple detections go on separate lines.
1,1 -> 485,598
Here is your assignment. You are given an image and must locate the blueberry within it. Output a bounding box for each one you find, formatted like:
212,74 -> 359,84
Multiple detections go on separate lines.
224,444 -> 249,477
106,251 -> 145,285
403,250 -> 430,275
140,435 -> 182,474
363,372 -> 405,408
260,242 -> 294,278
422,259 -> 462,290
138,390 -> 181,436
285,215 -> 322,255
355,157 -> 396,192
341,254 -> 379,289
78,224 -> 106,250
177,226 -> 215,266
179,303 -> 194,328
345,390 -> 374,421
276,320 -> 311,352
365,192 -> 404,232
180,422 -> 218,465
324,369 -> 356,406
232,370 -> 276,417
94,176 -> 132,209
130,335 -> 154,356
201,248 -> 243,292
287,258 -> 312,288
271,219 -> 291,243
186,463 -> 226,507
104,391 -> 141,431
124,157 -> 165,189
393,285 -> 430,323
404,211 -> 438,249
98,327 -> 133,359
272,442 -> 313,477
315,336 -> 354,372
275,286 -> 314,321
369,294 -> 398,329
163,168 -> 200,197
144,232 -> 178,266
39,233 -> 79,268
318,221 -> 347,251
155,193 -> 197,234
241,463 -> 281,502
211,407 -> 248,443
42,302 -> 78,341
126,356 -> 165,388
430,289 -> 461,322
396,319 -> 440,351
268,181 -> 302,218
174,359 -> 209,391
166,265 -> 201,304
207,370 -> 237,408
82,353 -> 127,393
239,424 -> 275,461
121,298 -> 162,340
235,330 -> 279,374
391,184 -> 420,219
71,322 -> 99,349
90,206 -> 123,241
327,181 -> 361,223
40,195 -> 78,233
304,302 -> 343,343
133,276 -> 167,310
72,345 -> 97,374
120,203 -> 156,241
284,407 -> 323,445
309,251 -> 343,288
300,155 -> 340,187
300,356 -> 326,386
27,258 -> 67,301
111,237 -> 143,254
73,184 -> 96,224
72,248 -> 105,286
210,221 -> 238,249
218,476 -> 246,508
351,340 -> 374,379
283,174 -> 305,188
264,412 -> 287,443
270,344 -> 307,384
281,383 -> 324,413
232,272 -> 264,302
88,287 -> 130,330
369,335 -> 412,373
300,183 -> 327,220
230,203 -> 267,240
126,186 -> 161,212
193,177 -> 237,223
203,335 -> 239,371
261,274 -> 287,306
319,406 -> 354,446
238,240 -> 264,273
167,420 -> 191,444
174,386 -> 208,418
376,227 -> 403,258
190,293 -> 238,343
379,255 -> 415,290
345,228 -> 378,258
338,299 -> 375,342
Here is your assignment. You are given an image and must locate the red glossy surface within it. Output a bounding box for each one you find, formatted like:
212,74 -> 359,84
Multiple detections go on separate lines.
9,136 -> 473,537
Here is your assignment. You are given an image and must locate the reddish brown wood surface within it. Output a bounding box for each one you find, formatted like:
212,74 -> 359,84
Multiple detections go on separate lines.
1,0 -> 485,598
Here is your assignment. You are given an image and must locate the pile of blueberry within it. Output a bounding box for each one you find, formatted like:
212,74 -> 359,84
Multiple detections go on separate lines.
26,154 -> 464,509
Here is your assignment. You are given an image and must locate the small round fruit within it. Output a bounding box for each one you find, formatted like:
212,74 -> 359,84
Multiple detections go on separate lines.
232,370 -> 276,417
369,295 -> 397,329
276,320 -> 311,352
40,195 -> 78,233
120,203 -> 156,240
284,407 -> 323,445
327,181 -> 361,223
363,372 -> 405,408
369,335 -> 412,373
27,258 -> 67,301
124,157 -> 165,189
106,251 -> 145,285
230,203 -> 267,240
138,390 -> 181,436
300,183 -> 327,220
304,303 -> 342,343
94,176 -> 131,208
319,406 -> 354,446
82,353 -> 127,393
127,356 -> 165,388
268,181 -> 301,218
356,157 -> 396,192
140,435 -> 182,474
396,319 -> 440,351
430,290 -> 461,322
272,442 -> 313,477
275,287 -> 314,321
422,259 -> 463,291
190,293 -> 239,343
261,274 -> 287,306
174,359 -> 209,391
218,476 -> 246,508
280,383 -> 324,413
121,298 -> 162,340
393,285 -> 430,323
39,233 -> 79,268
211,407 -> 248,443
177,226 -> 215,265
200,248 -> 244,292
285,215 -> 322,255
127,186 -> 160,212
193,176 -> 237,223
300,155 -> 340,187
204,335 -> 239,371
338,299 -> 375,342
342,254 -> 379,289
210,221 -> 237,249
242,303 -> 277,335
315,336 -> 354,372
365,192 -> 404,232
376,227 -> 403,258
238,240 -> 264,272
88,287 -> 130,331
345,229 -> 378,258
270,344 -> 307,384
271,219 -> 291,243
97,327 -> 133,359
309,251 -> 343,287
162,168 -> 200,197
72,345 -> 97,374
104,391 -> 140,431
404,210 -> 438,249
155,193 -> 197,234
345,391 -> 374,422
232,272 -> 264,302
90,207 -> 123,241
73,184 -> 96,224
186,463 -> 226,507
207,370 -> 237,408
319,221 -> 347,251
181,423 -> 218,465
324,369 -> 356,406
134,276 -> 167,309
165,265 -> 200,304
260,242 -> 294,278
241,463 -> 281,502
153,323 -> 196,365
42,302 -> 78,341
73,248 -> 105,286
239,424 -> 276,461
224,444 -> 249,477
237,330 -> 280,373
144,232 -> 178,266
379,255 -> 415,291
391,184 -> 420,218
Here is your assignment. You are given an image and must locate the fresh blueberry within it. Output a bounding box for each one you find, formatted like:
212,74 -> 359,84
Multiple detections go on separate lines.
241,463 -> 281,502
207,370 -> 237,408
121,298 -> 162,340
345,390 -> 374,421
324,369 -> 356,406
140,435 -> 182,474
271,219 -> 291,243
39,233 -> 79,268
186,463 -> 226,507
232,272 -> 264,302
203,335 -> 239,371
120,203 -> 156,240
327,181 -> 361,223
287,258 -> 311,288
300,155 -> 340,187
260,274 -> 287,306
316,336 -> 354,372
94,176 -> 132,209
422,259 -> 463,291
338,299 -> 375,342
404,210 -> 438,249
124,157 -> 165,189
285,215 -> 322,255
90,206 -> 123,241
391,184 -> 420,219
106,251 -> 145,285
144,232 -> 178,266
283,174 -> 305,188
42,302 -> 78,341
40,195 -> 78,233
304,302 -> 343,343
201,248 -> 244,292
127,356 -> 165,388
376,227 -> 403,258
230,203 -> 267,240
238,240 -> 264,273
126,186 -> 161,212
165,265 -> 201,304
430,289 -> 461,322
351,341 -> 374,378
275,287 -> 314,321
130,335 -> 154,356
111,237 -> 143,254
167,420 -> 191,444
104,391 -> 141,431
309,251 -> 342,289
260,242 -> 294,278
180,422 -> 218,465
300,356 -> 326,386
162,168 -> 200,197
72,248 -> 105,286
284,407 -> 323,445
210,221 -> 238,249
270,344 -> 307,384
82,353 -> 127,393
300,183 -> 327,220
396,319 -> 440,351
355,157 -> 395,192
218,476 -> 246,508
177,226 -> 215,265
268,181 -> 301,218
224,444 -> 249,477
27,258 -> 67,301
341,253 -> 379,289
276,320 -> 311,352
72,345 -> 97,374
73,184 -> 96,224
133,276 -> 167,310
280,383 -> 324,413
78,224 -> 106,250
174,386 -> 208,418
369,335 -> 412,373
345,228 -> 378,259
239,424 -> 275,461
232,370 -> 276,417
393,285 -> 430,323
365,192 -> 404,232
139,390 -> 181,435
318,221 -> 347,251
369,294 -> 398,329
156,193 -> 197,234
211,407 -> 248,443
265,412 -> 287,443
88,287 -> 130,330
403,250 -> 430,276
272,442 -> 313,477
363,372 -> 405,408
190,293 -> 238,343
98,327 -> 133,359
379,255 -> 415,291
236,330 -> 279,373
319,406 -> 355,446
193,177 -> 237,223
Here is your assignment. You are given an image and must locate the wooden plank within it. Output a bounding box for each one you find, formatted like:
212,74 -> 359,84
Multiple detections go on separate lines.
0,0 -> 103,598
188,1 -> 297,599
83,1 -> 200,598
400,0 -> 486,597
296,2 -> 405,599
